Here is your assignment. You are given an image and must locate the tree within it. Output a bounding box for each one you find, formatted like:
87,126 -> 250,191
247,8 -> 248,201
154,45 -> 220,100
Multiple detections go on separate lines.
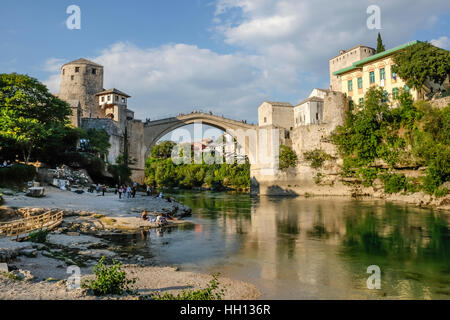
151,141 -> 176,159
376,32 -> 385,53
82,129 -> 111,158
0,73 -> 71,164
392,42 -> 450,93
279,145 -> 298,170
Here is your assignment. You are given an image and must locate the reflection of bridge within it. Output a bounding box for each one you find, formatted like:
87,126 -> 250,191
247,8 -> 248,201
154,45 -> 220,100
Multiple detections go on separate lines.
143,112 -> 257,155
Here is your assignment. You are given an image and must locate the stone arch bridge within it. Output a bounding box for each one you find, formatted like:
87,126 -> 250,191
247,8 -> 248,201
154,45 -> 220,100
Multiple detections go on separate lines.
143,112 -> 256,153
128,112 -> 280,186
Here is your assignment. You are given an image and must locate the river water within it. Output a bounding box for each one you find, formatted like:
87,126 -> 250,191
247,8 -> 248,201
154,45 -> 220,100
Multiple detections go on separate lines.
112,191 -> 450,299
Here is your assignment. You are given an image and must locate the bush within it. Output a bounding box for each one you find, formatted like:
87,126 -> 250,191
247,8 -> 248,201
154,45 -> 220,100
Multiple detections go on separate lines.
0,164 -> 36,186
356,167 -> 379,187
279,145 -> 298,170
303,149 -> 331,169
82,256 -> 136,296
379,173 -> 407,194
150,273 -> 225,300
434,186 -> 449,198
28,229 -> 49,243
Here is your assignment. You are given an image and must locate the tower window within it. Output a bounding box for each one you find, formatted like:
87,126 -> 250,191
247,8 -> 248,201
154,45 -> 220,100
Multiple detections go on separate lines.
264,117 -> 267,123
92,68 -> 97,75
75,67 -> 80,73
62,69 -> 65,75
71,75 -> 74,81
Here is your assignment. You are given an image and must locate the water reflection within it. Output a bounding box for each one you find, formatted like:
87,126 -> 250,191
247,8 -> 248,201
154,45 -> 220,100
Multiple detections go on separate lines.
108,191 -> 450,299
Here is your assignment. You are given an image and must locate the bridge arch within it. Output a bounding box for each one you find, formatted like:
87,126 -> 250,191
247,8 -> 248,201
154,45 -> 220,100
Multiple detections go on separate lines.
143,112 -> 257,160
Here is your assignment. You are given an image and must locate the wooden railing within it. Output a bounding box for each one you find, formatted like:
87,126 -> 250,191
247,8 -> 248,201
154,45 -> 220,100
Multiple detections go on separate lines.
0,211 -> 64,241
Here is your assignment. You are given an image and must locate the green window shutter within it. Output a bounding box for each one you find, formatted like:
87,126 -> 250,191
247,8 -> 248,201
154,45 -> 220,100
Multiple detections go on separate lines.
358,77 -> 363,89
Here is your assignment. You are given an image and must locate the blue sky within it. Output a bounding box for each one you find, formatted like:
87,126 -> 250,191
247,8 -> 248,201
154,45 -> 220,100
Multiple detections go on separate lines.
1,0 -> 450,126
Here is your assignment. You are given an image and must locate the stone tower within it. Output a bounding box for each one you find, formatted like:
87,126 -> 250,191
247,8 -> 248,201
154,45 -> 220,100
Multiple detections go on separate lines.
59,58 -> 104,119
329,45 -> 375,91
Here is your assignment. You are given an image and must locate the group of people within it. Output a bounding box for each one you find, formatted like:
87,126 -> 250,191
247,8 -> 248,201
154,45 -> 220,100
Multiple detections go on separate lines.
117,182 -> 138,199
141,209 -> 178,225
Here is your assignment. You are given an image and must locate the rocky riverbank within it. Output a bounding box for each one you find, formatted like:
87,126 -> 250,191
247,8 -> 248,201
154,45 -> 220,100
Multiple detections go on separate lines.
0,186 -> 261,300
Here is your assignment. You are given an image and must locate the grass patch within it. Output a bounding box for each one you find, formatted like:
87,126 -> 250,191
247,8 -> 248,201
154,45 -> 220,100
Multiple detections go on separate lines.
148,273 -> 225,300
82,256 -> 136,296
0,271 -> 22,281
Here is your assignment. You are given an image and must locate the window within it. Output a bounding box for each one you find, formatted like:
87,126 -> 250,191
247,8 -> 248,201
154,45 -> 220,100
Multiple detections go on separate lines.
348,80 -> 353,91
115,95 -> 119,101
121,97 -> 126,103
316,113 -> 319,120
264,117 -> 267,123
92,68 -> 97,75
380,68 -> 385,81
382,90 -> 388,102
359,98 -> 364,106
357,77 -> 363,89
369,71 -> 375,83
392,88 -> 399,99
62,69 -> 65,75
75,67 -> 80,73
71,75 -> 74,81
107,95 -> 111,101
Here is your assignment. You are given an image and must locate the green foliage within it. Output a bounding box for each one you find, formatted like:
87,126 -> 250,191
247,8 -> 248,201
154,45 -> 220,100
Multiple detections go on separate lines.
107,155 -> 131,184
434,186 -> 449,198
0,164 -> 36,186
356,167 -> 379,187
376,32 -> 385,53
145,142 -> 250,190
151,141 -> 177,159
0,73 -> 72,164
81,129 -> 111,158
28,229 -> 49,243
332,86 -> 449,195
379,173 -> 407,194
279,145 -> 298,170
150,273 -> 225,300
303,149 -> 331,169
82,256 -> 136,296
392,42 -> 450,91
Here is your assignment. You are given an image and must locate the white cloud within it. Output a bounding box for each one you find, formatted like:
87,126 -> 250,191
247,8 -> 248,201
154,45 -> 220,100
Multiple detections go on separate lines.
215,0 -> 450,76
43,1 -> 450,123
44,42 -> 274,121
431,36 -> 450,50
